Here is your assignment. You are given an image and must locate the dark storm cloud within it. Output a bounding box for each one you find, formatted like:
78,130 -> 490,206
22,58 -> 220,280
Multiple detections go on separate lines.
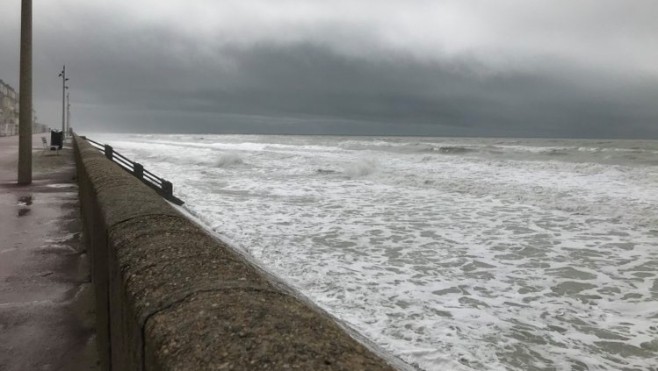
79,43 -> 657,138
1,0 -> 657,138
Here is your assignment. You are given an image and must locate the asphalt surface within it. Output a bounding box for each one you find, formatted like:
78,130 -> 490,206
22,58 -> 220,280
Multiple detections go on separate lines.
0,134 -> 99,371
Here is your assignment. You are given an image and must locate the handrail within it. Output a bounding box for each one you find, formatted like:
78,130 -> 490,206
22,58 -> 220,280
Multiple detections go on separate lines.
79,135 -> 184,205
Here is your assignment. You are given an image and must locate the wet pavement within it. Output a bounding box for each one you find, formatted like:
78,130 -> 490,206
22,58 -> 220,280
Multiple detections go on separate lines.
0,135 -> 98,371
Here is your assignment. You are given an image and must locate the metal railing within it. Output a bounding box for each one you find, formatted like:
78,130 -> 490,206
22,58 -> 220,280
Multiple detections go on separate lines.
81,136 -> 184,205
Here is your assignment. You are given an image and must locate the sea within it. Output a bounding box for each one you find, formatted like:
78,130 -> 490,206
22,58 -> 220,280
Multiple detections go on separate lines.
93,134 -> 658,371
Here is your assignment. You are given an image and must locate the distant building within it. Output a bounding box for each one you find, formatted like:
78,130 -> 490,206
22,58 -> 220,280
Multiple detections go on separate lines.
0,79 -> 19,136
0,79 -> 47,136
33,112 -> 49,134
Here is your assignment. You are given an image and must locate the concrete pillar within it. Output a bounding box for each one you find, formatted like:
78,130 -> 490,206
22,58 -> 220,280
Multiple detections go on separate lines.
104,144 -> 113,160
17,0 -> 32,185
133,163 -> 144,180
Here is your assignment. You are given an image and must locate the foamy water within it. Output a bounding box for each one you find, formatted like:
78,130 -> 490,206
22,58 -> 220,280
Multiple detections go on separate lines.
94,134 -> 658,370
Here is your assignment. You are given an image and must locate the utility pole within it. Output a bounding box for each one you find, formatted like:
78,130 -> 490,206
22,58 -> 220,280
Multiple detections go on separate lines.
17,0 -> 32,185
58,65 -> 68,139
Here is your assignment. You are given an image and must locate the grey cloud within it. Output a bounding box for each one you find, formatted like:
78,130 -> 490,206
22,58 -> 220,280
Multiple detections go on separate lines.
1,0 -> 657,138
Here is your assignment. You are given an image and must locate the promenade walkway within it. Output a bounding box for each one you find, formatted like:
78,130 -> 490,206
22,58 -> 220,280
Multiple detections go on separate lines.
0,135 -> 98,371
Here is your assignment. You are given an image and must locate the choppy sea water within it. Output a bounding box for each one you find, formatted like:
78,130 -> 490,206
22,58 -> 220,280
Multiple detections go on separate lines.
95,134 -> 658,370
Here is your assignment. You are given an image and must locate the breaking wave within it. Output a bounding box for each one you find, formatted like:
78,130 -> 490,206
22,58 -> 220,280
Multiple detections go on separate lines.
215,153 -> 245,167
343,158 -> 378,177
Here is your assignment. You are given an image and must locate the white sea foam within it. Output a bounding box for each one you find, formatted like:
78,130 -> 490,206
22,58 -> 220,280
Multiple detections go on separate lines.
95,133 -> 658,371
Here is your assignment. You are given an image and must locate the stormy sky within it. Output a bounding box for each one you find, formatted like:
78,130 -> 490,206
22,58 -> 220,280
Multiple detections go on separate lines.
1,0 -> 657,138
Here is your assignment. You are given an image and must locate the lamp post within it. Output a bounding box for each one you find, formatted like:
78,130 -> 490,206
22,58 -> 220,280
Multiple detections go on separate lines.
58,65 -> 68,139
17,0 -> 32,185
66,91 -> 70,136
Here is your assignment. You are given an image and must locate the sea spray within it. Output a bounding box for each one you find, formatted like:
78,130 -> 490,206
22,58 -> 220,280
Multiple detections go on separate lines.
215,152 -> 244,167
343,158 -> 378,177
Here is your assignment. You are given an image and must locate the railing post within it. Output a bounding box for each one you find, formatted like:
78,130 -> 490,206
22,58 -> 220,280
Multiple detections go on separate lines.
133,162 -> 144,180
162,180 -> 173,200
104,144 -> 113,160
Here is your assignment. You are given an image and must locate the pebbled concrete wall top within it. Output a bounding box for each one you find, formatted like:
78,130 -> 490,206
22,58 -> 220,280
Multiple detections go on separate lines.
74,136 -> 398,371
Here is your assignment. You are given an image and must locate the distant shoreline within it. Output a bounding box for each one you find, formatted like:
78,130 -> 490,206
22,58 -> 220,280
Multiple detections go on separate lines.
78,131 -> 658,142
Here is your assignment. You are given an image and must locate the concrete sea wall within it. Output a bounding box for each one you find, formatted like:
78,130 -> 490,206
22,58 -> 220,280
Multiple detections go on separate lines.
73,135 -> 397,370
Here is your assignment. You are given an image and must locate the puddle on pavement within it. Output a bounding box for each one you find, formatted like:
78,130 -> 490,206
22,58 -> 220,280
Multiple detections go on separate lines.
46,183 -> 74,189
17,195 -> 33,217
18,195 -> 33,206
